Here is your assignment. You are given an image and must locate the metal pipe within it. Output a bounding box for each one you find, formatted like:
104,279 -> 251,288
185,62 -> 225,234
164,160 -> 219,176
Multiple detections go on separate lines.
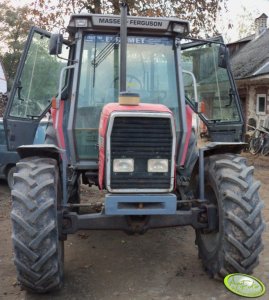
120,1 -> 128,92
175,42 -> 188,165
56,65 -> 75,109
199,148 -> 205,201
62,150 -> 67,206
182,70 -> 198,104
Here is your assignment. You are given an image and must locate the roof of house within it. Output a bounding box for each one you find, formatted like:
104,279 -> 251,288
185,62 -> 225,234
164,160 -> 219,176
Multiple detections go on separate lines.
257,13 -> 268,19
230,29 -> 269,79
227,34 -> 255,45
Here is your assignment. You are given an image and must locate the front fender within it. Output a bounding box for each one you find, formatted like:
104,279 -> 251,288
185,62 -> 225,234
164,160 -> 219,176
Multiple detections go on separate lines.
187,142 -> 247,186
202,142 -> 246,157
17,144 -> 63,163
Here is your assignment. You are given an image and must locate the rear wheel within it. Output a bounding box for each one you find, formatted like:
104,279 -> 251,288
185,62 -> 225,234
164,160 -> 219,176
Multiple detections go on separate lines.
11,157 -> 63,293
261,145 -> 269,156
44,116 -> 57,145
196,154 -> 265,278
249,132 -> 263,154
261,139 -> 269,156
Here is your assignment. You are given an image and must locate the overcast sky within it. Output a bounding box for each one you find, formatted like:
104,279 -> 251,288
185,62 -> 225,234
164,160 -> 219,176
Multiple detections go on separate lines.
217,0 -> 269,42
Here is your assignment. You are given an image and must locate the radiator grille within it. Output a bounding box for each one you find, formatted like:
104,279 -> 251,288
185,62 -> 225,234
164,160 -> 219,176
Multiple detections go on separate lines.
109,116 -> 173,190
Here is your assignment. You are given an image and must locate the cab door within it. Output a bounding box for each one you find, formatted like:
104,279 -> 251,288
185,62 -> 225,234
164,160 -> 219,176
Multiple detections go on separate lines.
181,38 -> 244,142
4,27 -> 70,150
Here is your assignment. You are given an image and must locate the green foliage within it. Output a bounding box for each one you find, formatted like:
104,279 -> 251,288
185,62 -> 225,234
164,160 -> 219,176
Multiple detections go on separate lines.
237,6 -> 256,39
31,0 -> 226,37
0,2 -> 34,89
0,0 -> 227,88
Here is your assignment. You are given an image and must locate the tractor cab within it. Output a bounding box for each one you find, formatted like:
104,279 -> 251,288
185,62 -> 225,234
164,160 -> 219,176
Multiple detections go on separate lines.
2,5 -> 263,295
3,13 -> 244,165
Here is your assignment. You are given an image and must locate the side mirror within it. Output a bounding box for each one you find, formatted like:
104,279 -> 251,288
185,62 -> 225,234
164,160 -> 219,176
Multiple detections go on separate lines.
49,34 -> 63,55
218,44 -> 229,69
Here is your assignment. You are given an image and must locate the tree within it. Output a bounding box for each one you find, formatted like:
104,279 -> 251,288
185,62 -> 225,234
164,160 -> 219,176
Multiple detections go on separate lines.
31,0 -> 226,37
0,2 -> 34,89
217,4 -> 258,43
236,6 -> 256,40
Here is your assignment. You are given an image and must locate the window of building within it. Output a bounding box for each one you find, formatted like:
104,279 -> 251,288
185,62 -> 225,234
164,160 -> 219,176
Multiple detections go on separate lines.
256,94 -> 267,115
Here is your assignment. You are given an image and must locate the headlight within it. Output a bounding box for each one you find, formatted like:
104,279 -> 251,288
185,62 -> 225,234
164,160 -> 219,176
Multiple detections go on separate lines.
147,159 -> 168,173
113,159 -> 134,172
75,18 -> 88,27
172,23 -> 189,35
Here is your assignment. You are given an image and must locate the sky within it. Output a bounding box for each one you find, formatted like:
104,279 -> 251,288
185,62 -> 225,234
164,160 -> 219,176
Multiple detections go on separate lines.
9,0 -> 269,42
217,0 -> 269,42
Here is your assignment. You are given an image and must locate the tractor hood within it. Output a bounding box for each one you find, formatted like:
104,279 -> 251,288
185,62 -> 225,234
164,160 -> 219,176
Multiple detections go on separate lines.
98,102 -> 176,190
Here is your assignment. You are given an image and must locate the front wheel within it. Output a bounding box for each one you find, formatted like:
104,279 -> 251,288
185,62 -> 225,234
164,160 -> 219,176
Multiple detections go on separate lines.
11,157 -> 64,293
196,154 -> 265,278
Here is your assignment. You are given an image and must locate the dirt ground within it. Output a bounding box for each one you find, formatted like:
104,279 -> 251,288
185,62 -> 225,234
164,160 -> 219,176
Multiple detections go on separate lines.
0,153 -> 269,300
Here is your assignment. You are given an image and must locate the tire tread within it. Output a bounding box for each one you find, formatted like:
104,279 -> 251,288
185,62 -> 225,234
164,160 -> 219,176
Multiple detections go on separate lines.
196,154 -> 264,279
11,157 -> 63,293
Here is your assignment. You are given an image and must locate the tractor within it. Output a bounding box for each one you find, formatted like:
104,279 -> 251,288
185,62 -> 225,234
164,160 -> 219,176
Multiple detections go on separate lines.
2,2 -> 264,293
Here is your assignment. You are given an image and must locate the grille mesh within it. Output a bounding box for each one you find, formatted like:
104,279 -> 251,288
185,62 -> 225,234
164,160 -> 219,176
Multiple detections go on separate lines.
110,116 -> 173,190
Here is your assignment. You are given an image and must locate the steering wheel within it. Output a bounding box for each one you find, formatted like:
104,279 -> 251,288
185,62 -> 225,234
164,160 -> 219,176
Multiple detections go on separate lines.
111,74 -> 143,90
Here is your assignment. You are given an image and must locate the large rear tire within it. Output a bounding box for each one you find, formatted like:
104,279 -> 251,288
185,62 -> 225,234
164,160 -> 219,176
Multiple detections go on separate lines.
44,116 -> 57,145
11,157 -> 63,293
196,154 -> 265,278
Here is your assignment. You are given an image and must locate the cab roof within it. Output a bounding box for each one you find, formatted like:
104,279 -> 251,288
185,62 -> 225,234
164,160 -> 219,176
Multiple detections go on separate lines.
67,13 -> 190,37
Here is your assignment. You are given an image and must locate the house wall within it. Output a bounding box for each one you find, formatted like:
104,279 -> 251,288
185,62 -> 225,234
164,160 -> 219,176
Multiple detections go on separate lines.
237,82 -> 269,128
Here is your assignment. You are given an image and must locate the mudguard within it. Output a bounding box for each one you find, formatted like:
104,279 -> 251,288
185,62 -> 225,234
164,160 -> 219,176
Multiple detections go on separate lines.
17,144 -> 63,162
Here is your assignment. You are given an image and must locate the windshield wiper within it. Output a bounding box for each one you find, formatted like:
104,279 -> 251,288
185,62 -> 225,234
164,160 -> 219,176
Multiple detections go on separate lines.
91,34 -> 120,89
91,34 -> 120,68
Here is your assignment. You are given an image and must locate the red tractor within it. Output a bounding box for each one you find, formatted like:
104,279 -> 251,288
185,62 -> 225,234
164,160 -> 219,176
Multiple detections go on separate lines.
2,3 -> 264,293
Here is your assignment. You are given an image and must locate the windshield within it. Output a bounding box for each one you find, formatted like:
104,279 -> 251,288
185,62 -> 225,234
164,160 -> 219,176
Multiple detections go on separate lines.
181,42 -> 240,123
75,34 -> 179,160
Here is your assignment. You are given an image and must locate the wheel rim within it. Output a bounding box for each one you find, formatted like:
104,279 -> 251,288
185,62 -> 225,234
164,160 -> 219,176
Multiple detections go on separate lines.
7,167 -> 15,189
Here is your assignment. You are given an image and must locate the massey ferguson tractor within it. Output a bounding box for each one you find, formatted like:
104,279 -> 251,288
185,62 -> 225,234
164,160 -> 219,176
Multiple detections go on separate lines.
2,2 -> 264,293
